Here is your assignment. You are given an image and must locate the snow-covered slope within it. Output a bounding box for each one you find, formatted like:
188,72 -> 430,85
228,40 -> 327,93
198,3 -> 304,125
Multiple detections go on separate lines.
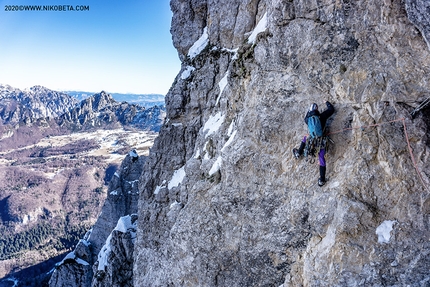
0,84 -> 78,124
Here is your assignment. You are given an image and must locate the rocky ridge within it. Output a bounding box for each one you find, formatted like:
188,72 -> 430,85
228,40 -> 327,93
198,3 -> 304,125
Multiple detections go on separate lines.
133,0 -> 430,286
0,85 -> 78,124
58,91 -> 165,132
0,88 -> 165,151
48,151 -> 143,287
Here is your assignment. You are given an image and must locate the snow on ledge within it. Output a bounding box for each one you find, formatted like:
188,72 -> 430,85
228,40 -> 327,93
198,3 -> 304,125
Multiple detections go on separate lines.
222,47 -> 239,60
248,12 -> 268,44
57,251 -> 90,267
209,156 -> 223,176
97,234 -> 112,270
168,166 -> 186,190
193,149 -> 201,159
216,71 -> 229,106
80,238 -> 90,247
203,112 -> 225,138
114,215 -> 137,233
154,180 -> 167,195
188,27 -> 209,59
376,220 -> 396,244
181,66 -> 195,80
170,200 -> 181,209
221,130 -> 237,152
129,150 -> 138,158
98,215 -> 137,271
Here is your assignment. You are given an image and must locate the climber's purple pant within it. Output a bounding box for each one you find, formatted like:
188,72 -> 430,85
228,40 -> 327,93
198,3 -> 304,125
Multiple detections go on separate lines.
319,149 -> 326,167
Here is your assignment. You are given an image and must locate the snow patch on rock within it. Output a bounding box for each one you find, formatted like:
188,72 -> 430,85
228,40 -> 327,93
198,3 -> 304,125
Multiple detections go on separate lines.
188,27 -> 209,59
248,12 -> 268,44
129,150 -> 138,158
97,215 -> 137,271
222,130 -> 237,152
181,66 -> 196,79
203,112 -> 225,138
216,71 -> 229,105
209,156 -> 223,176
222,47 -> 239,60
58,251 -> 90,267
376,220 -> 396,244
168,166 -> 186,190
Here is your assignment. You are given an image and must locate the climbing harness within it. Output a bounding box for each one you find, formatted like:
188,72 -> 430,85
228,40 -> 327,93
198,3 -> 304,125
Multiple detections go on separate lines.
303,122 -> 334,164
303,135 -> 333,164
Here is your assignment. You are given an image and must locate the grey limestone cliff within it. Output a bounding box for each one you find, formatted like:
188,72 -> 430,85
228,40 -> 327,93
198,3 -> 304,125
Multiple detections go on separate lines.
134,0 -> 430,286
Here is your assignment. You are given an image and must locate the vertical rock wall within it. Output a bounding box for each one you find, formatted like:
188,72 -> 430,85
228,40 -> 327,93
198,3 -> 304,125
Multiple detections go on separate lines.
135,0 -> 430,286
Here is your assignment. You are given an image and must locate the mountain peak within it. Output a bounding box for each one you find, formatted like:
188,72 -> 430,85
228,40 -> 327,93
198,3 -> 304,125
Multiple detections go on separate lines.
29,85 -> 48,91
88,91 -> 116,111
0,84 -> 78,123
59,90 -> 164,131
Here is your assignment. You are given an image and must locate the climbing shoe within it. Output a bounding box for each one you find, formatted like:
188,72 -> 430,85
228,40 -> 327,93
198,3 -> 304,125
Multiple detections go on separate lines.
318,178 -> 326,187
293,148 -> 300,159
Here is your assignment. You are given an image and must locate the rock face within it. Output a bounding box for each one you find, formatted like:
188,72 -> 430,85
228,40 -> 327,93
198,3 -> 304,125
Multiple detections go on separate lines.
47,237 -> 93,287
91,214 -> 137,287
134,0 -> 430,286
0,85 -> 78,124
49,151 -> 143,287
406,0 -> 430,49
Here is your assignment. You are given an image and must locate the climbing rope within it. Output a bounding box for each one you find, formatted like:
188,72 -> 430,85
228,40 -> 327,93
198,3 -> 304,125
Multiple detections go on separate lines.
327,118 -> 430,193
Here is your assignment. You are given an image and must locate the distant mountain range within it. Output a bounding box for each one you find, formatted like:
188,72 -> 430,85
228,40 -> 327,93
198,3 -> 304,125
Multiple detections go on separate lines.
0,84 -> 166,150
0,84 -> 165,130
65,90 -> 165,108
59,91 -> 165,132
0,85 -> 79,124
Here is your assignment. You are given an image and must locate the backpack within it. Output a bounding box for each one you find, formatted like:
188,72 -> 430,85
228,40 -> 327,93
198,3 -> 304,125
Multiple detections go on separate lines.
308,115 -> 323,138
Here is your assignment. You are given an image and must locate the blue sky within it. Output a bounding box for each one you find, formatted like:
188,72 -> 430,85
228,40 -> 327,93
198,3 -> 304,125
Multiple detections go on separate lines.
0,0 -> 181,94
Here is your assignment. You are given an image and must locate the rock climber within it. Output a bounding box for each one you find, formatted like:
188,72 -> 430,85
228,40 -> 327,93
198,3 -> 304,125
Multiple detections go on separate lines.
293,101 -> 335,186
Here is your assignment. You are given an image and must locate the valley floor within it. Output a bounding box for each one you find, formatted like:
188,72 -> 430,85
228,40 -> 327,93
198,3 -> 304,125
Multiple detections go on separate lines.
0,128 -> 157,285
